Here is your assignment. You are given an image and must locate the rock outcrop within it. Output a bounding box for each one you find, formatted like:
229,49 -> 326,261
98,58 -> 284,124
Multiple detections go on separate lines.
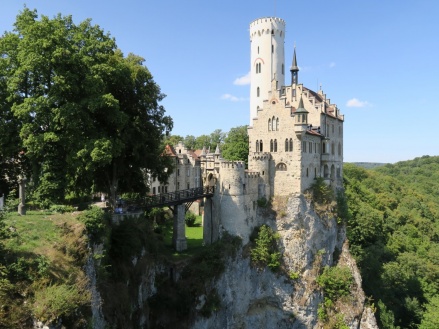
192,195 -> 377,329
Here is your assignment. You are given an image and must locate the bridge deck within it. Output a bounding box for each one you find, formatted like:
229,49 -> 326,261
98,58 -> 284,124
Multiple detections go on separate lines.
142,186 -> 214,209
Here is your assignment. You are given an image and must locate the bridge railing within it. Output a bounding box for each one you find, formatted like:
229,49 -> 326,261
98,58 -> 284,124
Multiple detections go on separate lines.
142,186 -> 214,208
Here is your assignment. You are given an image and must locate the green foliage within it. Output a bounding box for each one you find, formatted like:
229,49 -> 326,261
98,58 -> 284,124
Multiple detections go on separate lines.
344,157 -> 439,329
49,204 -> 75,213
317,265 -> 353,301
33,282 -> 91,323
257,197 -> 268,207
185,211 -> 197,227
251,225 -> 281,271
289,271 -> 300,280
0,8 -> 173,206
310,177 -> 334,204
77,206 -> 109,239
419,296 -> 439,329
221,125 -> 249,164
148,234 -> 241,327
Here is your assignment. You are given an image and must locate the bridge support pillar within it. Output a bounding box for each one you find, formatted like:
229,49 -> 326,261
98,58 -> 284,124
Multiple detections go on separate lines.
203,198 -> 212,245
173,204 -> 187,252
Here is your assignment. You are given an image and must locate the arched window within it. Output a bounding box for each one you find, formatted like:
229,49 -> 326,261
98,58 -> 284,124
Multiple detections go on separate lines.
272,116 -> 275,131
259,63 -> 261,73
315,168 -> 317,178
306,168 -> 309,177
257,87 -> 260,97
285,139 -> 288,151
274,139 -> 277,152
256,140 -> 259,152
338,143 -> 341,156
276,163 -> 287,171
289,138 -> 293,152
270,139 -> 273,152
331,142 -> 335,155
268,118 -> 271,131
276,118 -> 279,131
302,141 -> 307,152
260,140 -> 263,152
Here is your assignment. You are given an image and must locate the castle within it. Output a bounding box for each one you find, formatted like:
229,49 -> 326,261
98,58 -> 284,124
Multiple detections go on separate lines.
151,17 -> 344,248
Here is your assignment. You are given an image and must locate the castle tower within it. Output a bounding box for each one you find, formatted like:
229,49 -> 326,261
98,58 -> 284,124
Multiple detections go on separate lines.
249,17 -> 286,125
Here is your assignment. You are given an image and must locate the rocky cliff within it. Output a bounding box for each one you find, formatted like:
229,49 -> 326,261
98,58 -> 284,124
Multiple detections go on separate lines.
96,195 -> 377,329
192,195 -> 377,329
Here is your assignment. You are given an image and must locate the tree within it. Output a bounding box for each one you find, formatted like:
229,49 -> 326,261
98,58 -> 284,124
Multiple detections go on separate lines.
222,125 -> 248,164
0,8 -> 172,206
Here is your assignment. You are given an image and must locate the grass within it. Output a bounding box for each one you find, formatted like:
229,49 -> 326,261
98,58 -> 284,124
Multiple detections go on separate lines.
5,210 -> 82,254
160,214 -> 204,258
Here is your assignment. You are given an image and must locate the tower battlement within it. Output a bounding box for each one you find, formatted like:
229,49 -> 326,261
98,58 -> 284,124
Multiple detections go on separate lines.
220,161 -> 245,169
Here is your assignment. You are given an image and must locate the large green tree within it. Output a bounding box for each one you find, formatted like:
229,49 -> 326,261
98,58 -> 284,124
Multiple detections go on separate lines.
221,125 -> 248,164
0,8 -> 172,206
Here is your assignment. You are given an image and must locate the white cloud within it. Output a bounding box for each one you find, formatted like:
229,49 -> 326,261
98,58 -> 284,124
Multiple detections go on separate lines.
346,98 -> 369,108
329,62 -> 336,68
221,94 -> 246,102
233,71 -> 251,85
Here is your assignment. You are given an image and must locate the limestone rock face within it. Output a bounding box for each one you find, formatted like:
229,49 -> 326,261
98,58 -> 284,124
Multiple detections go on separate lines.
192,195 -> 378,329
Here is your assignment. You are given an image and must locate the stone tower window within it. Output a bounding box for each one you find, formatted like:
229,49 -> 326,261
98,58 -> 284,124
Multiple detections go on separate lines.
302,141 -> 307,152
270,139 -> 273,152
256,140 -> 260,152
338,142 -> 342,156
274,139 -> 277,152
276,163 -> 287,171
276,118 -> 279,131
257,87 -> 260,97
285,139 -> 288,151
260,140 -> 263,152
268,118 -> 271,131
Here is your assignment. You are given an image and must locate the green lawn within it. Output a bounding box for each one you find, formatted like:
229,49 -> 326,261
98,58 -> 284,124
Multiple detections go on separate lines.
4,210 -> 80,254
161,214 -> 204,257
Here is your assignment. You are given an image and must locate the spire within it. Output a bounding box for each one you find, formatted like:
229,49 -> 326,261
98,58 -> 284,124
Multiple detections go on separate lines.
214,144 -> 221,155
290,45 -> 299,85
296,95 -> 307,114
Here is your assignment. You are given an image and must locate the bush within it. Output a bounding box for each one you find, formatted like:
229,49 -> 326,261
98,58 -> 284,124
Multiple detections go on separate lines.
185,212 -> 197,227
77,206 -> 109,239
257,197 -> 269,207
310,177 -> 334,204
317,265 -> 353,301
49,205 -> 75,214
251,225 -> 281,271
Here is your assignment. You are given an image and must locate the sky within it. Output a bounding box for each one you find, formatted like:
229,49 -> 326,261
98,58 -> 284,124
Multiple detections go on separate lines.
1,0 -> 438,163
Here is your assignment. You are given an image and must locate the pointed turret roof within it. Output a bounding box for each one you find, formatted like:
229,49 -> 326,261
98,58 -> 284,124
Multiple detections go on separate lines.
214,144 -> 221,155
295,95 -> 308,113
290,46 -> 299,72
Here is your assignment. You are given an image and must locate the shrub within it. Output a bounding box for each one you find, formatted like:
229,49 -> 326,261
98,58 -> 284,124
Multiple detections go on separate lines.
77,206 -> 109,239
32,282 -> 90,323
185,212 -> 197,227
310,177 -> 334,204
49,205 -> 75,214
251,225 -> 281,271
317,265 -> 353,301
257,197 -> 269,207
289,271 -> 300,280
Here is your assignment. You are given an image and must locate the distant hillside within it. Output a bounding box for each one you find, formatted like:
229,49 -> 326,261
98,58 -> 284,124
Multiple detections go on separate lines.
343,155 -> 439,329
347,162 -> 388,169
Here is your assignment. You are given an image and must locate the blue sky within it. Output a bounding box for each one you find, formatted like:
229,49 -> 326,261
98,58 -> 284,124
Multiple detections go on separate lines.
1,0 -> 438,163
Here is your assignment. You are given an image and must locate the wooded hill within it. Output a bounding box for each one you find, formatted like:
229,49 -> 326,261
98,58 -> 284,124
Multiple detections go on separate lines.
344,155 -> 439,329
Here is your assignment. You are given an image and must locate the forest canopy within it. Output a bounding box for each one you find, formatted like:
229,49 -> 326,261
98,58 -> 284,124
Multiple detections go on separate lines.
344,155 -> 439,329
